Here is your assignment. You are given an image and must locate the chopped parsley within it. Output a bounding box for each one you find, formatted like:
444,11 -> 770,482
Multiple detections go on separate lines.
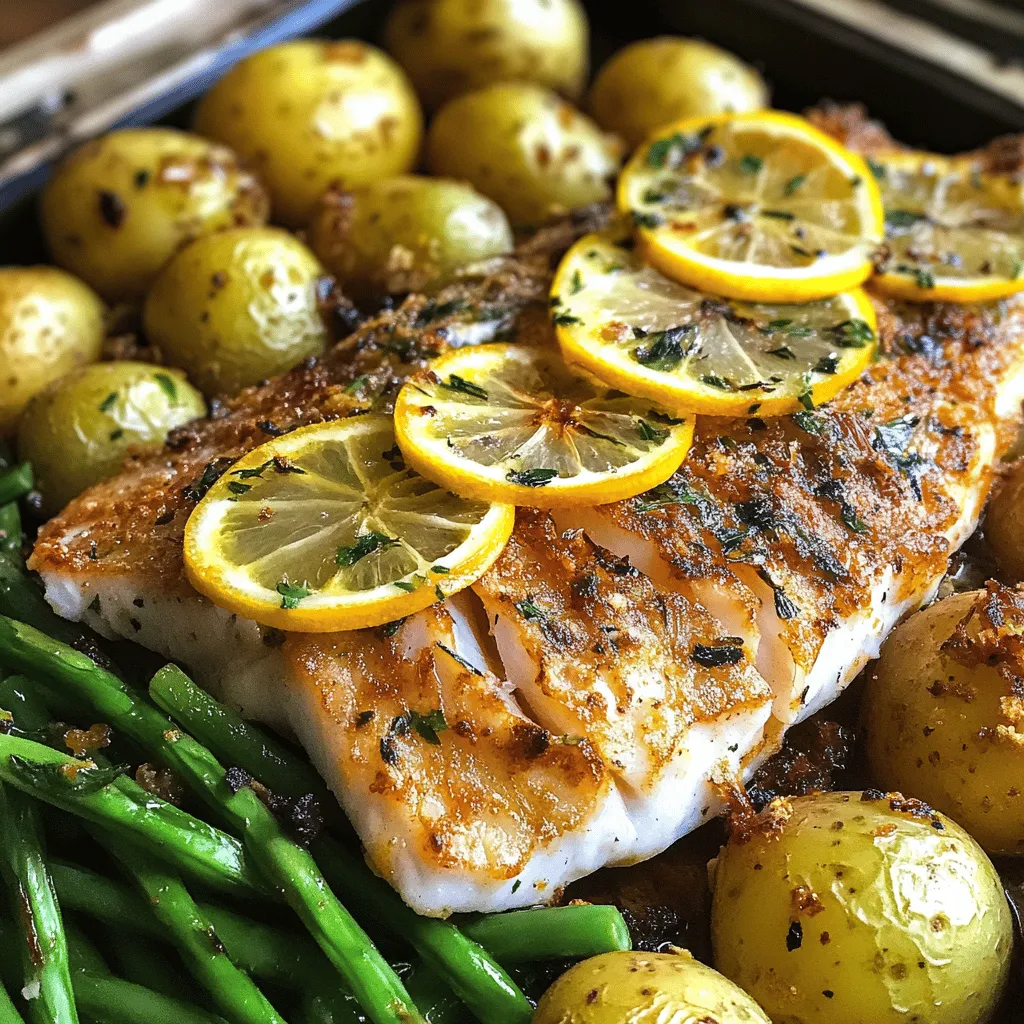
569,269 -> 584,294
635,478 -> 705,512
344,374 -> 372,394
99,393 -> 117,413
515,598 -> 545,621
792,410 -> 827,436
812,354 -> 840,376
632,325 -> 696,373
336,532 -> 398,567
440,374 -> 488,401
507,467 -> 559,487
154,372 -> 178,403
645,129 -> 707,169
784,173 -> 807,196
410,708 -> 448,745
631,211 -> 665,230
636,418 -> 669,443
739,154 -> 764,174
832,318 -> 874,348
885,209 -> 926,229
226,481 -> 251,496
553,312 -> 583,327
760,209 -> 794,221
276,580 -> 310,609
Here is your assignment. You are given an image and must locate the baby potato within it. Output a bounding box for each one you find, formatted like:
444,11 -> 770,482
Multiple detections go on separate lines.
711,791 -> 1012,1024
17,362 -> 205,514
0,267 -> 104,436
535,949 -> 771,1024
193,40 -> 422,227
307,176 -> 513,301
143,227 -> 328,397
588,37 -> 769,149
384,0 -> 589,109
984,463 -> 1024,579
426,83 -> 622,226
40,128 -> 268,301
863,587 -> 1024,855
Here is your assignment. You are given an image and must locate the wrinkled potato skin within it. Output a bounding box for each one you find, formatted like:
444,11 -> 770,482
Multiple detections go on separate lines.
588,37 -> 769,149
863,591 -> 1024,855
17,362 -> 205,514
40,128 -> 268,301
194,41 -> 423,227
307,176 -> 513,301
384,0 -> 589,109
143,228 -> 328,398
426,84 -> 622,226
534,949 -> 771,1024
0,267 -> 105,436
711,791 -> 1012,1024
983,465 -> 1024,580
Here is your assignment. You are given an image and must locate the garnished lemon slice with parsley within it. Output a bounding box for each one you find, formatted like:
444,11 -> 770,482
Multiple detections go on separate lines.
551,233 -> 877,417
618,110 -> 883,302
184,414 -> 514,632
870,151 -> 1024,302
393,344 -> 694,507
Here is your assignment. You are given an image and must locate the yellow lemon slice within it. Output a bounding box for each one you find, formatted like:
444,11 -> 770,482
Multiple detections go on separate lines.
870,151 -> 1024,302
393,343 -> 694,508
618,110 -> 884,302
551,233 -> 877,417
184,414 -> 514,632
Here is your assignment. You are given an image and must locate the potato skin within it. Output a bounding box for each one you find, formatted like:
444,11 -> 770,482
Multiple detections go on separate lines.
534,949 -> 771,1024
711,791 -> 1012,1024
0,267 -> 105,436
863,589 -> 1024,855
983,464 -> 1024,580
307,176 -> 513,301
40,128 -> 268,301
384,0 -> 589,109
193,41 -> 423,227
143,228 -> 328,397
426,84 -> 622,226
17,361 -> 205,514
588,37 -> 768,149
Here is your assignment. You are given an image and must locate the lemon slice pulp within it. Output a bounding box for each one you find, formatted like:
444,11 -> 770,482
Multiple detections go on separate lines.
871,151 -> 1024,302
618,111 -> 884,302
393,343 -> 695,507
184,414 -> 514,632
552,233 -> 877,417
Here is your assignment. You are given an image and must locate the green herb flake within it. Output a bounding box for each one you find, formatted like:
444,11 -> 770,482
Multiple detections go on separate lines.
833,318 -> 874,348
885,209 -> 926,229
631,211 -> 665,230
410,708 -> 448,745
434,642 -> 483,676
515,598 -> 545,621
440,374 -> 488,401
760,209 -> 794,221
99,393 -> 117,413
507,467 -> 559,487
784,173 -> 807,196
345,375 -> 372,395
227,481 -> 251,496
431,565 -> 450,574
570,269 -> 584,294
154,372 -> 178,403
636,419 -> 669,443
553,312 -> 583,327
336,532 -> 398,568
276,580 -> 311,609
867,158 -> 886,180
841,506 -> 869,534
739,154 -> 763,174
109,428 -> 124,441
792,410 -> 826,436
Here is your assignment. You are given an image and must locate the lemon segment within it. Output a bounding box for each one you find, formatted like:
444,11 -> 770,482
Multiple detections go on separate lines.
551,233 -> 877,417
393,344 -> 695,508
184,414 -> 514,632
618,110 -> 884,302
871,151 -> 1024,302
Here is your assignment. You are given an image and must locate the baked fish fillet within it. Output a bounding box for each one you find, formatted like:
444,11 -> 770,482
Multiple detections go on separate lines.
29,111 -> 1024,915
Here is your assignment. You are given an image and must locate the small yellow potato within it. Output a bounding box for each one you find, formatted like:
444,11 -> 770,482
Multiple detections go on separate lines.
17,362 -> 205,514
863,586 -> 1024,855
711,791 -> 1012,1024
984,463 -> 1024,579
307,176 -> 513,301
143,227 -> 328,397
0,267 -> 104,436
534,949 -> 771,1024
194,40 -> 423,227
39,128 -> 268,301
384,0 -> 589,109
426,83 -> 622,226
588,37 -> 769,149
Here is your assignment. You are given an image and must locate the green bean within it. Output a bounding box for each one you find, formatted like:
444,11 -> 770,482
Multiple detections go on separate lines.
0,622 -> 422,1024
0,977 -> 24,1024
102,929 -> 193,1002
0,676 -> 50,735
0,558 -> 87,646
0,783 -> 78,1024
64,924 -> 109,977
96,842 -> 285,1024
151,665 -> 531,1024
73,975 -> 229,1024
0,732 -> 261,896
403,967 -> 472,1024
0,465 -> 32,509
458,905 -> 631,963
0,454 -> 28,562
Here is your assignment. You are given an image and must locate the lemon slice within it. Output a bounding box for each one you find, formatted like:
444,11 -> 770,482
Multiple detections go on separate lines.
551,233 -> 877,417
871,151 -> 1024,302
184,414 -> 514,632
393,344 -> 694,508
618,110 -> 884,302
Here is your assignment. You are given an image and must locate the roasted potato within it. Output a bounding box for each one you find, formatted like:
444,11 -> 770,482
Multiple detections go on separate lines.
39,128 -> 268,301
193,40 -> 423,227
426,84 -> 622,226
143,227 -> 328,397
307,176 -> 513,301
984,464 -> 1024,579
589,37 -> 769,149
17,362 -> 205,514
711,791 -> 1013,1024
384,0 -> 589,109
863,587 -> 1024,856
535,949 -> 771,1024
0,267 -> 104,436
